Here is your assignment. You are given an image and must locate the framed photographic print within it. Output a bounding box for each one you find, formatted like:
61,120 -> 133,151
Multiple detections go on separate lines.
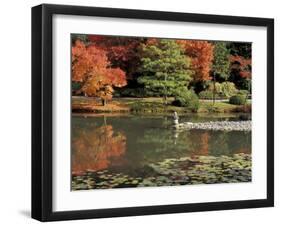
32,4 -> 274,221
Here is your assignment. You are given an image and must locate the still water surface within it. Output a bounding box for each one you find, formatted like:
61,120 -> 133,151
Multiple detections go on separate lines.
71,114 -> 251,177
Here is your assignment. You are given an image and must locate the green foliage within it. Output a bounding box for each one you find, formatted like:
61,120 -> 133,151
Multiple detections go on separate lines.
198,90 -> 213,99
129,101 -> 164,113
237,89 -> 249,96
199,82 -> 237,99
72,82 -> 82,93
172,89 -> 199,111
116,88 -> 146,97
237,78 -> 251,91
220,82 -> 238,98
207,82 -> 222,93
229,95 -> 246,105
212,42 -> 230,80
137,40 -> 193,99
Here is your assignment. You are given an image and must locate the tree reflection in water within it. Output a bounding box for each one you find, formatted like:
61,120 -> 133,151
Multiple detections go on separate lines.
72,124 -> 126,175
71,115 -> 251,177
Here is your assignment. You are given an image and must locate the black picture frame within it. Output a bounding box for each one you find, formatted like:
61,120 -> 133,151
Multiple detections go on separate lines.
32,3 -> 274,222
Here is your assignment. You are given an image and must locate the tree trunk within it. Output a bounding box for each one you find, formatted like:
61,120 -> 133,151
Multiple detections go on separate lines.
212,74 -> 216,105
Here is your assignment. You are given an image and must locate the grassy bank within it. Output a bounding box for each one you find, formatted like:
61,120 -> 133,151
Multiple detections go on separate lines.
72,96 -> 251,114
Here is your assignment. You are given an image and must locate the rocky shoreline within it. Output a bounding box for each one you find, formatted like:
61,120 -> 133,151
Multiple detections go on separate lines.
174,120 -> 251,131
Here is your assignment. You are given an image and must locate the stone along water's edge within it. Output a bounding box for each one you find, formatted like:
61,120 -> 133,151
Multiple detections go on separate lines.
174,120 -> 252,131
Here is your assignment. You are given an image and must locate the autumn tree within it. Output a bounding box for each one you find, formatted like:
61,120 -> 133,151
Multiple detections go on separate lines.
137,39 -> 193,103
228,42 -> 252,97
88,35 -> 143,79
230,55 -> 252,102
177,40 -> 214,82
72,40 -> 127,105
230,55 -> 251,80
211,42 -> 231,104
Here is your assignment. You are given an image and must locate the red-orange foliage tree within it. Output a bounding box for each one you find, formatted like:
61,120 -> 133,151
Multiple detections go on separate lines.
88,35 -> 142,79
72,40 -> 127,105
230,55 -> 252,79
230,55 -> 252,103
177,40 -> 214,81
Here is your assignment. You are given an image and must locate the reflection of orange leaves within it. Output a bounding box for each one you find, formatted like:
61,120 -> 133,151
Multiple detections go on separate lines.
188,132 -> 210,156
72,125 -> 126,175
197,132 -> 210,156
234,147 -> 251,154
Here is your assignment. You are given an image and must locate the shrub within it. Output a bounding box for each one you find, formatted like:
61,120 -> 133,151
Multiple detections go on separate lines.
199,90 -> 213,99
220,82 -> 238,98
229,95 -> 246,105
116,88 -> 146,97
199,82 -> 238,99
172,90 -> 199,112
206,82 -> 222,94
237,89 -> 249,96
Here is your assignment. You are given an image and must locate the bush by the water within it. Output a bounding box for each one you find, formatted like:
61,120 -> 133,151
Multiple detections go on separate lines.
172,91 -> 199,111
116,88 -> 146,97
198,90 -> 227,100
199,82 -> 238,99
237,89 -> 249,96
229,95 -> 246,105
199,90 -> 213,99
220,82 -> 238,98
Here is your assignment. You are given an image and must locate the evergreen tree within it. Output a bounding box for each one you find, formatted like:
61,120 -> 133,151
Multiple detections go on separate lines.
212,42 -> 230,80
211,42 -> 230,104
138,39 -> 193,103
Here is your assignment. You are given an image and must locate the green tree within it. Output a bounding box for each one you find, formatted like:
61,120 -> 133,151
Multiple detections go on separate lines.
137,39 -> 193,104
211,42 -> 230,104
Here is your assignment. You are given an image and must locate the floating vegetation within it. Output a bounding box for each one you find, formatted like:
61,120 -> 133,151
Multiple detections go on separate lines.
72,153 -> 251,190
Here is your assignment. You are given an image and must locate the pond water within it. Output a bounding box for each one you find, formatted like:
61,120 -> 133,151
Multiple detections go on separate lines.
71,114 -> 252,190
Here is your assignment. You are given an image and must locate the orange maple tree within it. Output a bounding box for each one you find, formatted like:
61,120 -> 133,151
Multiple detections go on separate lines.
72,40 -> 127,105
177,40 -> 214,81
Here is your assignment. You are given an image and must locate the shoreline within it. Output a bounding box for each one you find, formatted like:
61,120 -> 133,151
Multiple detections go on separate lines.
174,120 -> 252,131
72,96 -> 251,114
